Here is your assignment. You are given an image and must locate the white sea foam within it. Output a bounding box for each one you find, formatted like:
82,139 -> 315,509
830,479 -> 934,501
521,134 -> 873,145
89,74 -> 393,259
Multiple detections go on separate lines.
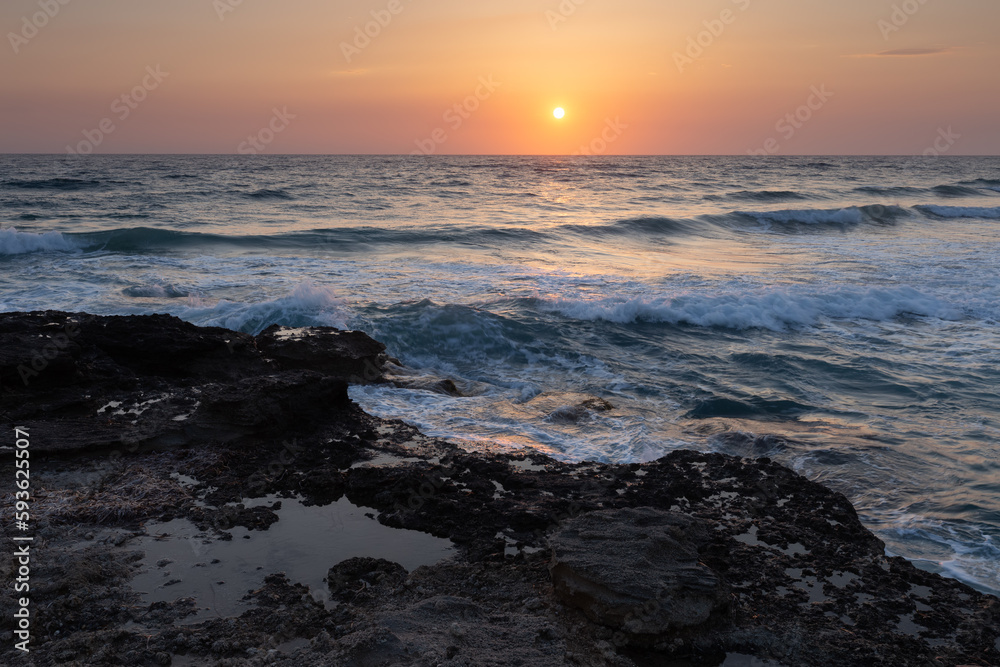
937,548 -> 1000,597
541,286 -> 962,331
0,227 -> 78,255
173,281 -> 351,334
917,205 -> 1000,219
881,512 -> 1000,596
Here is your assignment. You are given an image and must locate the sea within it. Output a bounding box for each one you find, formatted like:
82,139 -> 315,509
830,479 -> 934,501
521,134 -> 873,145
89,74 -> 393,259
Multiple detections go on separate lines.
2,154 -> 998,596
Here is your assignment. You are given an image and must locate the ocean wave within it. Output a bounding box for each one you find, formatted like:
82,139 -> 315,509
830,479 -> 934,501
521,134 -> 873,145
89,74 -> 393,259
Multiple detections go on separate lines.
72,225 -> 551,254
705,190 -> 811,203
246,188 -> 294,200
75,227 -> 218,253
958,178 -> 1000,187
853,186 -> 924,196
539,286 -> 961,331
428,179 -> 473,187
0,227 -> 79,255
854,184 -> 983,197
742,207 -> 864,226
707,431 -> 792,458
363,300 -> 529,374
4,178 -> 103,191
122,284 -> 190,298
563,206 -> 904,240
729,204 -> 907,229
561,216 -> 705,239
915,205 -> 1000,220
108,213 -> 151,220
686,397 -> 814,419
930,185 -> 982,198
173,281 -> 350,334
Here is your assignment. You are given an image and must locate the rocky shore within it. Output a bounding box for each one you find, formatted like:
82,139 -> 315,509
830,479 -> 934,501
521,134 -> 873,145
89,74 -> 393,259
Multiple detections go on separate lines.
1,312 -> 998,666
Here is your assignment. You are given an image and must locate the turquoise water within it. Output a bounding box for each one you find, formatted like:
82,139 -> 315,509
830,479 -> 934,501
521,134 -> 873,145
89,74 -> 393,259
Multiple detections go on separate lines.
2,154 -> 998,594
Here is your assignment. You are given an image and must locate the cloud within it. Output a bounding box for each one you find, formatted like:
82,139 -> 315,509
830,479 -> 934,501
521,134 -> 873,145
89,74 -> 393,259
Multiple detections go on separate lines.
849,47 -> 953,58
877,47 -> 952,56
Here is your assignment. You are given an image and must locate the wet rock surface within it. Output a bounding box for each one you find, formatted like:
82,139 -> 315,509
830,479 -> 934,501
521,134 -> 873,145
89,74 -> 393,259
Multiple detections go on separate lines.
1,313 -> 998,666
0,311 -> 385,455
549,508 -> 729,639
255,324 -> 388,383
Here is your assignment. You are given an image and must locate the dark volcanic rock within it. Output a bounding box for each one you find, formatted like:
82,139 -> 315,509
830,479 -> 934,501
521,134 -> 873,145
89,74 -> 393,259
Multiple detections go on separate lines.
546,396 -> 615,423
549,507 -> 729,640
195,371 -> 349,438
0,311 -> 384,455
0,311 -> 266,388
343,451 -> 1000,666
256,324 -> 387,383
523,392 -> 616,424
1,312 -> 998,667
188,502 -> 281,532
390,376 -> 463,396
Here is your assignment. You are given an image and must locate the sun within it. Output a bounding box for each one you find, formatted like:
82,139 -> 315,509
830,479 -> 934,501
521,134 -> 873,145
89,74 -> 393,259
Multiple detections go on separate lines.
553,107 -> 565,120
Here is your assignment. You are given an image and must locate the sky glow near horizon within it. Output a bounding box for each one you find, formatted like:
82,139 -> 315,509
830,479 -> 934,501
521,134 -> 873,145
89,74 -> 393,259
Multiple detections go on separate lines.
1,0 -> 998,155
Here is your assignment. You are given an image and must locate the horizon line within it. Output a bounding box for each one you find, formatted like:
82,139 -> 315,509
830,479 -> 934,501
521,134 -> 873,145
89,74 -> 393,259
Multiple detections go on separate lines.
2,153 -> 997,158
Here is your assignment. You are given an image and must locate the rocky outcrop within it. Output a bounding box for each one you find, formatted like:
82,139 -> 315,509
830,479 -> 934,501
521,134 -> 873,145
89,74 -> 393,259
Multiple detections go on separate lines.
549,508 -> 729,640
1,313 -> 998,667
0,311 -> 387,454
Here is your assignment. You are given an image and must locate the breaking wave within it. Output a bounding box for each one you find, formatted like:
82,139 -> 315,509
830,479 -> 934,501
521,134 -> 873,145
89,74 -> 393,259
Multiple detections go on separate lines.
0,227 -> 79,255
540,286 -> 962,331
171,281 -> 351,334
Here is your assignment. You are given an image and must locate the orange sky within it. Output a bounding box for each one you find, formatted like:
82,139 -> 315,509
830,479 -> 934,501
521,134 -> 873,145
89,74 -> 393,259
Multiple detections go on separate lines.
2,0 -> 998,154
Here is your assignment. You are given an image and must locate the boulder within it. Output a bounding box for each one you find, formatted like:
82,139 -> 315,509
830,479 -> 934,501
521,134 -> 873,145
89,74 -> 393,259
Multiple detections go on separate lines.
548,507 -> 729,639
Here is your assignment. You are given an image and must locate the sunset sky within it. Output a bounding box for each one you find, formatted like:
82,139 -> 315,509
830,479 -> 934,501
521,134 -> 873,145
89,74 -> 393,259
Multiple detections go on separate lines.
2,0 -> 998,155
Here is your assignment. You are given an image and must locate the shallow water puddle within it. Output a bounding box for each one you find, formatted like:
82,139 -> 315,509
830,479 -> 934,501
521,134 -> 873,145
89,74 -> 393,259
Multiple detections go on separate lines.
133,496 -> 455,621
507,457 -> 549,472
348,452 -> 425,469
